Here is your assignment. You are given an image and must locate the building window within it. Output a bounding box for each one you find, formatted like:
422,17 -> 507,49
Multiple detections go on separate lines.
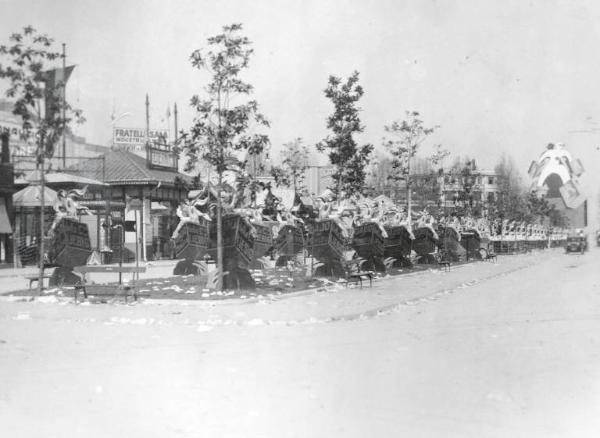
488,177 -> 494,184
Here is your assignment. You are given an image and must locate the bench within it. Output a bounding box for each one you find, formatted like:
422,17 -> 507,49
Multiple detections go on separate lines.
434,252 -> 451,271
73,265 -> 147,303
485,253 -> 498,263
437,260 -> 451,271
436,253 -> 451,271
26,273 -> 52,290
346,271 -> 374,288
342,258 -> 374,289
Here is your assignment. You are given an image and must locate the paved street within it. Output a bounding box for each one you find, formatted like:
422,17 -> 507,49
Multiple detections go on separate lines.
1,247 -> 599,437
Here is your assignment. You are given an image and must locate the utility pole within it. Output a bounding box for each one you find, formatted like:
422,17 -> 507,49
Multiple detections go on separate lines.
145,94 -> 150,145
61,43 -> 66,169
143,94 -> 149,263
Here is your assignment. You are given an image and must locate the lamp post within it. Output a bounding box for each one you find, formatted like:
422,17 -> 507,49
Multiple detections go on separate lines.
111,112 -> 131,125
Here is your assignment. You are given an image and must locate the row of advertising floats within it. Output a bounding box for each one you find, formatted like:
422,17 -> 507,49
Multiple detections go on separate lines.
170,190 -> 569,288
38,199 -> 568,288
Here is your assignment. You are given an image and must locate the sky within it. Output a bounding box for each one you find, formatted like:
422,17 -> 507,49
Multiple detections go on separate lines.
1,0 -> 600,224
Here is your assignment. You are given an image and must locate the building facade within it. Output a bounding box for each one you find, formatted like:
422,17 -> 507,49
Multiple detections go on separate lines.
65,148 -> 191,262
373,169 -> 500,215
0,134 -> 15,265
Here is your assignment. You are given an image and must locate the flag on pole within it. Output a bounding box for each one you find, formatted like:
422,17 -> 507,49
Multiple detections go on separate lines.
43,65 -> 75,88
42,65 -> 75,121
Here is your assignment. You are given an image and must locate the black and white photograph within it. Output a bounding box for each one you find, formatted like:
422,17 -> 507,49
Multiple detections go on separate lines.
0,1 -> 599,436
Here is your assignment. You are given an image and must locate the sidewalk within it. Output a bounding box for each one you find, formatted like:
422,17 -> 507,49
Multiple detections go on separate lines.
0,249 -> 564,328
0,259 -> 180,294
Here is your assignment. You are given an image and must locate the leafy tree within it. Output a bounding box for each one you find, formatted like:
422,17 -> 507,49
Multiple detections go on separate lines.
382,111 -> 437,223
429,144 -> 450,169
246,147 -> 269,178
0,26 -> 84,161
447,156 -> 478,212
269,165 -> 290,189
525,190 -> 555,224
317,71 -> 373,197
271,137 -> 309,192
0,26 -> 84,294
548,205 -> 568,227
491,153 -> 527,220
176,23 -> 270,288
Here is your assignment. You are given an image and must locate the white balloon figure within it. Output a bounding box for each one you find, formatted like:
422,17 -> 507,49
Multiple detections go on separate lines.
48,186 -> 89,238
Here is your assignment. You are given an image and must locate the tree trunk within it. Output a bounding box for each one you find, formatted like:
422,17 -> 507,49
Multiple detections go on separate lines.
406,155 -> 412,231
38,153 -> 45,296
216,85 -> 224,290
216,172 -> 224,290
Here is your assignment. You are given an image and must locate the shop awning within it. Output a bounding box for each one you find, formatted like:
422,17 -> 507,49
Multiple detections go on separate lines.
0,198 -> 11,234
13,185 -> 58,208
15,171 -> 108,188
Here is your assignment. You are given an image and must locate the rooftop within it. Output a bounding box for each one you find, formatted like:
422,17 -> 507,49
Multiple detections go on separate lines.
64,148 -> 192,187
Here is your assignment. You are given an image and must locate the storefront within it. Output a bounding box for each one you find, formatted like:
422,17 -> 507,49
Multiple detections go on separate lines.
65,147 -> 192,262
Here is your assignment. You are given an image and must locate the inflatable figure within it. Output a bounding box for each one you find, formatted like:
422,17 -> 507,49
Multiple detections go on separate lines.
48,187 -> 89,239
529,142 -> 585,209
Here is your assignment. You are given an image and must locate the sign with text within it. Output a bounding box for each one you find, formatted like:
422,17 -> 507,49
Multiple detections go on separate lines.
147,146 -> 178,171
49,218 -> 92,268
173,220 -> 209,261
113,127 -> 169,151
0,119 -> 36,156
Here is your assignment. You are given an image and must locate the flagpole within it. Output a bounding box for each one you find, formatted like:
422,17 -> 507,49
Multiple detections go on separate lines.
174,102 -> 178,142
145,94 -> 150,145
143,94 -> 149,264
38,128 -> 45,297
62,43 -> 66,169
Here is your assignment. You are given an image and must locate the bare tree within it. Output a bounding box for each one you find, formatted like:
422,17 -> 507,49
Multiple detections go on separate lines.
383,111 -> 437,225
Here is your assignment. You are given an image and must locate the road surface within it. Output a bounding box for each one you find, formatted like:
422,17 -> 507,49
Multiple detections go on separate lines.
1,247 -> 599,437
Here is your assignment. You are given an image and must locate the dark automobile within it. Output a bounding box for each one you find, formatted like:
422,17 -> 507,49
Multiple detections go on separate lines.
565,236 -> 588,254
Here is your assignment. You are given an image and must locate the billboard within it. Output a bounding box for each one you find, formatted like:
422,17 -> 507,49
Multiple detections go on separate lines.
112,127 -> 169,151
0,113 -> 37,156
147,144 -> 178,171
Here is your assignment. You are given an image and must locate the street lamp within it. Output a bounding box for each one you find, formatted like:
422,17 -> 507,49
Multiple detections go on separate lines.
110,112 -> 132,126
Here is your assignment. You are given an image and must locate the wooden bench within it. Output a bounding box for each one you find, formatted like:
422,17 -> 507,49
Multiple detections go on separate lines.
346,271 -> 374,288
342,258 -> 374,289
435,252 -> 451,271
485,253 -> 498,263
73,265 -> 147,303
437,260 -> 451,271
26,273 -> 52,290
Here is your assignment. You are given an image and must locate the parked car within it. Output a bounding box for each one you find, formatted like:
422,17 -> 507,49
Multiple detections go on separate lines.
565,235 -> 588,254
